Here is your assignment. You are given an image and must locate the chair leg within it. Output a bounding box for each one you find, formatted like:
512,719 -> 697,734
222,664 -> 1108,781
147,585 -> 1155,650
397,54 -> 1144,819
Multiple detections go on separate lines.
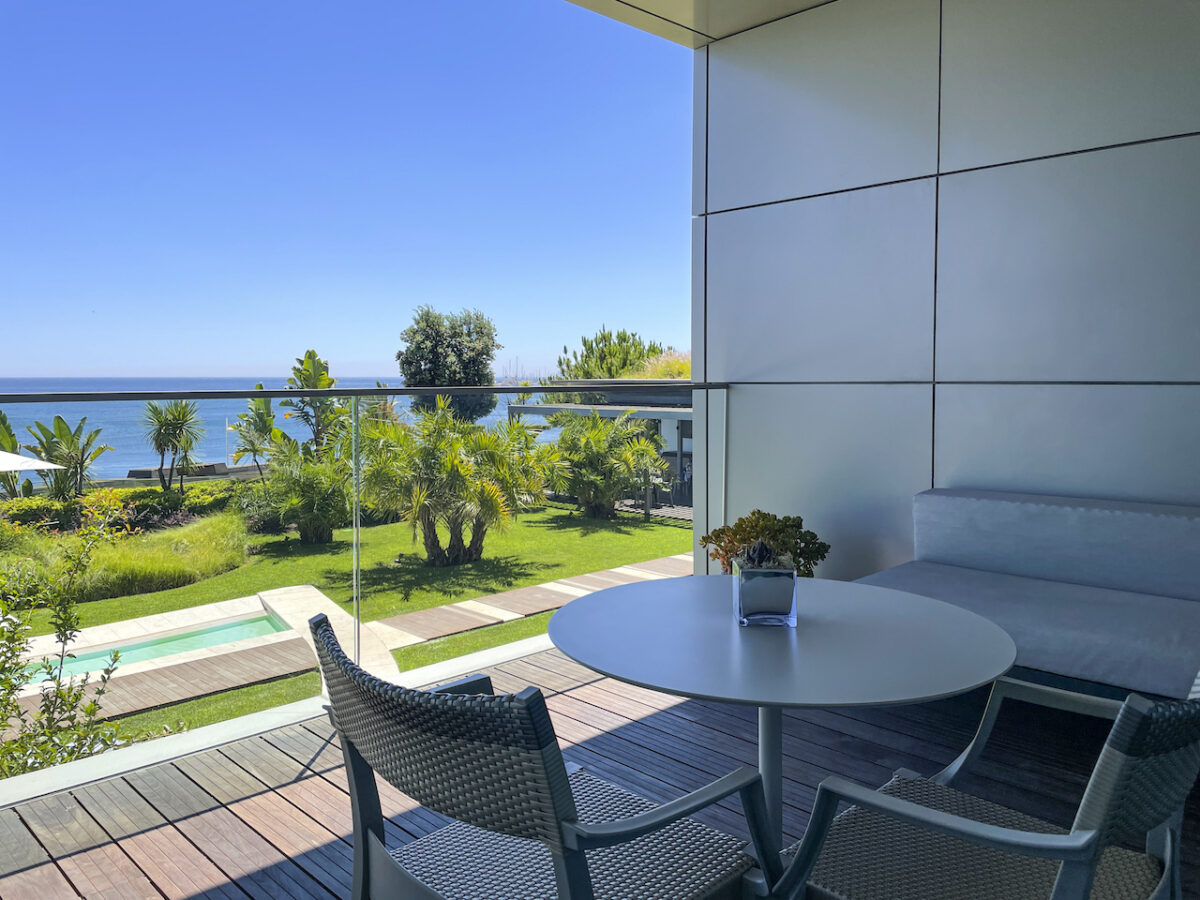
551,847 -> 595,900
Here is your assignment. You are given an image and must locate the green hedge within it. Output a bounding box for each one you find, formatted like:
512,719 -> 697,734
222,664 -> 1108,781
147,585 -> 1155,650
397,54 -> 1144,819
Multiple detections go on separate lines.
0,497 -> 79,527
181,480 -> 239,515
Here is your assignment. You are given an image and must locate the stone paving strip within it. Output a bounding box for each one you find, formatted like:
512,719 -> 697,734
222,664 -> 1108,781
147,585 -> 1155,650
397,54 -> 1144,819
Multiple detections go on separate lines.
370,555 -> 693,650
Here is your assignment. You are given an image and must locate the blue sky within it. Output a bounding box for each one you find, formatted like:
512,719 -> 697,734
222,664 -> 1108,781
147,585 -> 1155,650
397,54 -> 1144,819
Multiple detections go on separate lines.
0,1 -> 692,379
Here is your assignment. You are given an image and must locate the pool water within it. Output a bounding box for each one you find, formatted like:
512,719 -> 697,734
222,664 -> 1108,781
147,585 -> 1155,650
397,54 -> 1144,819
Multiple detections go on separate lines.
27,614 -> 290,679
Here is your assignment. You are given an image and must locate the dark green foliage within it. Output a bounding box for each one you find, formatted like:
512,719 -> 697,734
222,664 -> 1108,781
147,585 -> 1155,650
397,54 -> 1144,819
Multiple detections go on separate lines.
281,351 -> 345,450
699,509 -> 830,578
396,306 -> 501,422
0,496 -> 80,528
0,411 -> 25,499
264,451 -> 350,544
555,412 -> 667,519
555,327 -> 666,381
24,415 -> 113,499
142,400 -> 204,492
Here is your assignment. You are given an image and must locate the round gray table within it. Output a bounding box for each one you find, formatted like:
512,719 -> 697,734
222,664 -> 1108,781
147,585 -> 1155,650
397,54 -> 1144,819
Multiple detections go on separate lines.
548,575 -> 1016,840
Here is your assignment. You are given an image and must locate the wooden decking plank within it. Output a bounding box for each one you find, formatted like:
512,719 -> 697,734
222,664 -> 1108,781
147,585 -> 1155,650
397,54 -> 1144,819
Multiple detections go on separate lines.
218,738 -> 359,843
125,762 -> 333,900
17,792 -> 158,899
544,693 -> 812,837
278,720 -> 449,839
73,777 -> 246,900
2,647 -> 1196,897
174,749 -> 353,897
0,807 -> 79,898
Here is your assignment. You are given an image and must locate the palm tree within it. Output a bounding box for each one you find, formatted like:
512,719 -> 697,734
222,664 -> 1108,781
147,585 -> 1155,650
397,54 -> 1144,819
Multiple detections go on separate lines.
556,411 -> 666,518
23,415 -> 113,499
362,398 -> 550,566
143,400 -> 205,493
231,386 -> 276,479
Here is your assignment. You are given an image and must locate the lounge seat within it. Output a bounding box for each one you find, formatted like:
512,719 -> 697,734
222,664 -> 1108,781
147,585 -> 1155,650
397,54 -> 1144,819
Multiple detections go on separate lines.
859,489 -> 1200,699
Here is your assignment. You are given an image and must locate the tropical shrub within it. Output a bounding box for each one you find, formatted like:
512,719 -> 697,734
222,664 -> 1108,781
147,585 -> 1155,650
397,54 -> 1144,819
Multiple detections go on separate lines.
363,398 -> 554,565
23,415 -> 112,499
555,411 -> 666,519
266,450 -> 351,544
0,496 -> 80,528
232,386 -> 278,477
281,351 -> 346,450
0,411 -> 30,500
396,307 -> 501,422
237,479 -> 285,534
0,492 -> 125,777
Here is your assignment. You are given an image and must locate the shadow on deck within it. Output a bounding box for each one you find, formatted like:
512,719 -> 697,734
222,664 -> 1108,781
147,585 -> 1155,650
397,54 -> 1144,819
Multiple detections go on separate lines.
0,648 -> 1195,897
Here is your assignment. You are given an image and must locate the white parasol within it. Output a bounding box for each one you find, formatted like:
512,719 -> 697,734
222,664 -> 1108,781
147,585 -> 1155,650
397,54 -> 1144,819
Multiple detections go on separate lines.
0,450 -> 64,473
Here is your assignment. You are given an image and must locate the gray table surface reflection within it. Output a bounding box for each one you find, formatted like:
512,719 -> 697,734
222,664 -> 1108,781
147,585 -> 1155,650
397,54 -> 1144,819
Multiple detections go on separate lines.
548,575 -> 1017,842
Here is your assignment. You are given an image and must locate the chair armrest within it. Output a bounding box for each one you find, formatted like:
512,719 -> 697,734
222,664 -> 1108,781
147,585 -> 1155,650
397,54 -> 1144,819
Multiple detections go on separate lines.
563,767 -> 761,851
431,673 -> 493,695
935,677 -> 1123,786
774,775 -> 1097,899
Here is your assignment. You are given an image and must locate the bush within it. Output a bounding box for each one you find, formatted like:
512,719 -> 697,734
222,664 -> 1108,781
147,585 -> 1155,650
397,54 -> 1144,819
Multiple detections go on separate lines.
74,513 -> 247,602
105,486 -> 184,531
181,480 -> 239,515
238,480 -> 284,534
0,496 -> 79,528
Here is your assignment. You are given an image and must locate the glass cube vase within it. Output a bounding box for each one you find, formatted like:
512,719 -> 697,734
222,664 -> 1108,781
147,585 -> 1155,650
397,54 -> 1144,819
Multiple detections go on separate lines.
733,561 -> 797,627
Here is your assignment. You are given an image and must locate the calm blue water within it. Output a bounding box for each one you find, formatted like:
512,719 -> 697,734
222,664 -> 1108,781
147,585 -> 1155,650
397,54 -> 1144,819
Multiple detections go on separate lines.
27,613 -> 290,679
0,377 -> 543,479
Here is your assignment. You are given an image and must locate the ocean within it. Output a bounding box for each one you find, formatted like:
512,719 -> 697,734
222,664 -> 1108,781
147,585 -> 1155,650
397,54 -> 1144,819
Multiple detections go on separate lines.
0,377 -> 541,480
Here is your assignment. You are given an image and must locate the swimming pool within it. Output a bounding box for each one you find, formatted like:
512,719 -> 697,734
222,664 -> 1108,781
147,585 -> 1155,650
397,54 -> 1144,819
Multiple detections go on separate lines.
27,613 -> 291,679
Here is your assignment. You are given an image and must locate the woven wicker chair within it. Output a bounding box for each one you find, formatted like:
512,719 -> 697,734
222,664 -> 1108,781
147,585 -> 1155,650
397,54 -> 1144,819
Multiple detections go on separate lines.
310,614 -> 783,899
773,678 -> 1200,900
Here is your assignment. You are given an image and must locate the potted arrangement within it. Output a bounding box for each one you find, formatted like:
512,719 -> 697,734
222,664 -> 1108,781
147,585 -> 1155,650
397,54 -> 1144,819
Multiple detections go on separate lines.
700,510 -> 830,627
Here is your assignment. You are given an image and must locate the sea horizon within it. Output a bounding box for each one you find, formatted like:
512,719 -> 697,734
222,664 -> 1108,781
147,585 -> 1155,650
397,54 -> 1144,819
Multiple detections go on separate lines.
0,376 -> 545,479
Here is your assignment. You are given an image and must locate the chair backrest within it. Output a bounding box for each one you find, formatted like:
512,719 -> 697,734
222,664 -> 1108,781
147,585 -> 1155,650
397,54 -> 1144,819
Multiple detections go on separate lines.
310,614 -> 579,848
1073,693 -> 1200,847
912,489 -> 1200,601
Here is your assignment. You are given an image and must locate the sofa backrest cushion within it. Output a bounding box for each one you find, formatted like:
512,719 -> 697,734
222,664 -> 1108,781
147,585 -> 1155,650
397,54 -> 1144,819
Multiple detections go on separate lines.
913,489 -> 1200,602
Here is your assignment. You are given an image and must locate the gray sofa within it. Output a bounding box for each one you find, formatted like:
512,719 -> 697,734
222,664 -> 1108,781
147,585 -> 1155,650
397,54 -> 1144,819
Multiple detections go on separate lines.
857,489 -> 1200,700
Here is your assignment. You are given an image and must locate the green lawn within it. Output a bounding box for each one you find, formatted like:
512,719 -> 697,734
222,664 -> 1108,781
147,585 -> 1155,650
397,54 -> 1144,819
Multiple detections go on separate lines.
29,503 -> 690,635
393,610 -> 555,671
114,672 -> 322,742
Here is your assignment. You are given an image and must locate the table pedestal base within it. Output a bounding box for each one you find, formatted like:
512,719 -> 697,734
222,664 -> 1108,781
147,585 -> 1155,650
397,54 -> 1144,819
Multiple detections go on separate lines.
759,705 -> 783,842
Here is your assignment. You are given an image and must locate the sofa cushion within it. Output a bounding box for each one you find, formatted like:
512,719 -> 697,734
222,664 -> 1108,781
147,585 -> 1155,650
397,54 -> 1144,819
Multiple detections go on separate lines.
858,561 -> 1200,699
913,489 -> 1200,602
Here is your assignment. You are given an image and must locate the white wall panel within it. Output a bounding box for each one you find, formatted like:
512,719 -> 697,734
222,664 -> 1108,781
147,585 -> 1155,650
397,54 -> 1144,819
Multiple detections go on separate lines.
706,0 -> 938,211
936,385 -> 1200,505
723,384 -> 932,580
937,137 -> 1200,382
707,179 -> 934,382
941,0 -> 1200,172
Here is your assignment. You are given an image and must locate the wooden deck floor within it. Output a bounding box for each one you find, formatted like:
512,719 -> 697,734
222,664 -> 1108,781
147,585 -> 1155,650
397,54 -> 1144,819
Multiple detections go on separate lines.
1,647 -> 1196,898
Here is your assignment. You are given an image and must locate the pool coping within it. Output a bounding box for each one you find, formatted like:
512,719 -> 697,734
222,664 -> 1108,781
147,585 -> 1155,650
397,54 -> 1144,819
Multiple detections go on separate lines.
0,633 -> 554,810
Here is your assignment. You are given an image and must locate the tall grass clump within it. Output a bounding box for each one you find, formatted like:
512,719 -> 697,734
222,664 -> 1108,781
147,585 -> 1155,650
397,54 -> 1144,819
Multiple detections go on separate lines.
75,513 -> 247,602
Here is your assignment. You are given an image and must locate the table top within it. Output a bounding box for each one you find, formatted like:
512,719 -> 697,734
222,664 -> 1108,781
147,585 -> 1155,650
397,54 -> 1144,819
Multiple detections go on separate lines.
548,575 -> 1016,708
